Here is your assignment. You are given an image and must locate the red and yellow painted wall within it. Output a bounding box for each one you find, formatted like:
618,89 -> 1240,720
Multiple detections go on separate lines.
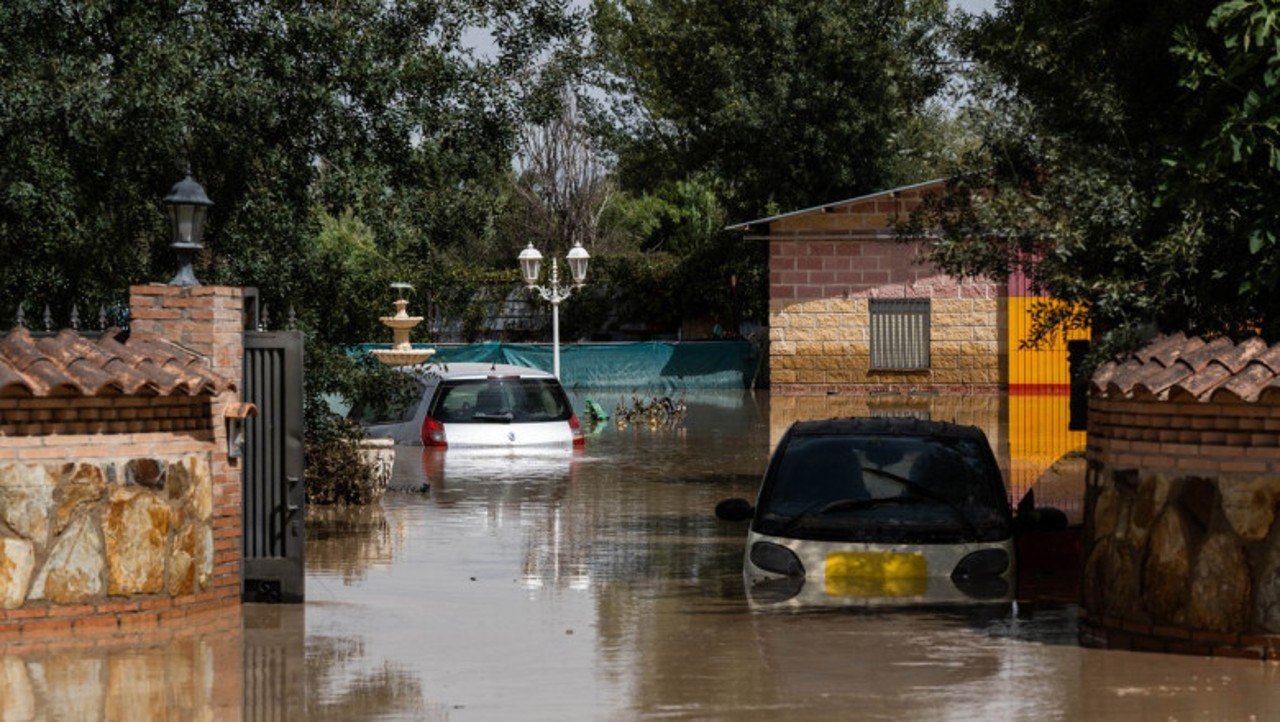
1006,275 -> 1089,516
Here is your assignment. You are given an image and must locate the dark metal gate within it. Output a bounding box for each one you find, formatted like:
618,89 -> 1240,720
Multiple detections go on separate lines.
242,328 -> 306,603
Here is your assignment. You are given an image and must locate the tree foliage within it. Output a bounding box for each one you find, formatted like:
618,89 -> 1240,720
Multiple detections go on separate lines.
0,0 -> 585,347
1169,0 -> 1280,304
586,176 -> 767,336
591,0 -> 949,220
906,0 -> 1280,358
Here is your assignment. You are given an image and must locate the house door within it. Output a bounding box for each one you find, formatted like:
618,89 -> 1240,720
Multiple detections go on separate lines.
241,329 -> 306,603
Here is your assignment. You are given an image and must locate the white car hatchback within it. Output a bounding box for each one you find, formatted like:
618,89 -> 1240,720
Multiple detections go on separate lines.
364,363 -> 585,448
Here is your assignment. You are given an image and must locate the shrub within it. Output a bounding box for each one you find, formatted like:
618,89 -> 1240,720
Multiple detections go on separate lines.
304,413 -> 381,506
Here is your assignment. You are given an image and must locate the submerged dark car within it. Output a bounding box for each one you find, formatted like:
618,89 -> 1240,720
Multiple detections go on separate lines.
716,417 -> 1018,608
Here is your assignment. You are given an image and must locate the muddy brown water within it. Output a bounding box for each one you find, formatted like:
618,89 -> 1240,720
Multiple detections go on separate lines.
4,391 -> 1278,720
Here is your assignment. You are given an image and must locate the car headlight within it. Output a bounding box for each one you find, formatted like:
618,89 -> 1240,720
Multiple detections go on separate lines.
750,542 -> 805,577
951,548 -> 1009,580
950,548 -> 1010,600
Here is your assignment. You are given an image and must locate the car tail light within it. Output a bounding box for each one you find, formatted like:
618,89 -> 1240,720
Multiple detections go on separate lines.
422,415 -> 447,447
569,413 -> 585,446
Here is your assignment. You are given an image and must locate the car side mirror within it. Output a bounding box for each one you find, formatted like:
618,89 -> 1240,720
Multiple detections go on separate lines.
715,498 -> 755,522
1014,506 -> 1068,534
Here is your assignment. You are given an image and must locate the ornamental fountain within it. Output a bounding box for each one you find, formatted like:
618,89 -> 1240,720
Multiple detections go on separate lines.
370,282 -> 436,367
363,284 -> 433,493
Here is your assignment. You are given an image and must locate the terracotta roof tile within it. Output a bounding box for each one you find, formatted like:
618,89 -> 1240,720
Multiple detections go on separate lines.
1213,362 -> 1274,402
1176,335 -> 1235,371
35,332 -> 122,395
1100,358 -> 1152,396
1252,344 -> 1280,374
1094,333 -> 1280,404
1172,361 -> 1232,399
0,363 -> 34,397
1144,332 -> 1198,367
1216,336 -> 1269,373
1259,381 -> 1280,403
1133,362 -> 1193,396
0,326 -> 235,398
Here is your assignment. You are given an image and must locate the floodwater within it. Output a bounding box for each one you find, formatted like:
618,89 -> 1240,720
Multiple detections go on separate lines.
4,390 -> 1279,721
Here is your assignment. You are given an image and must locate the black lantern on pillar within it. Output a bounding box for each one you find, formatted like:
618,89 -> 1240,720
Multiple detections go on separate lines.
162,170 -> 214,286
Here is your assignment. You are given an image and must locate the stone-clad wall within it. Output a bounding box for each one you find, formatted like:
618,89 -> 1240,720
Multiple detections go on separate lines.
0,455 -> 215,607
0,285 -> 246,637
1082,395 -> 1280,659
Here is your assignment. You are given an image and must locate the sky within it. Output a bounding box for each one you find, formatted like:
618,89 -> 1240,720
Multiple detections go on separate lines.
466,0 -> 1003,59
953,0 -> 997,13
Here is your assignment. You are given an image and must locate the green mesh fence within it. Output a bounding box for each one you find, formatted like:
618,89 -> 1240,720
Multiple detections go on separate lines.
350,340 -> 759,390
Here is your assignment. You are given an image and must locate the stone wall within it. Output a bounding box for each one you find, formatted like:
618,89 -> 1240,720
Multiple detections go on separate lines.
1082,394 -> 1280,659
0,454 -> 216,604
0,285 -> 246,635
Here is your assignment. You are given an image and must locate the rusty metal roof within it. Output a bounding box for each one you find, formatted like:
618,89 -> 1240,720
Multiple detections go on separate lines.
1091,332 -> 1280,403
0,326 -> 235,398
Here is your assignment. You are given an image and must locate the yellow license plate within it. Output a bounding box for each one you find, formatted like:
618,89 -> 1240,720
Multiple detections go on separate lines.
824,552 -> 928,598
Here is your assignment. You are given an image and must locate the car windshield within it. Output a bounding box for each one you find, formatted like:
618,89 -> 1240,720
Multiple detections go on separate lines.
430,378 -> 573,424
754,433 -> 1011,543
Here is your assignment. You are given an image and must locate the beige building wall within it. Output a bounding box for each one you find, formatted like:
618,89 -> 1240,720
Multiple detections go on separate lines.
769,292 -> 1002,391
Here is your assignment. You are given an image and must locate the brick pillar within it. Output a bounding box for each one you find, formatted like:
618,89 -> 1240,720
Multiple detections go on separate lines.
129,283 -> 245,606
129,284 -> 245,382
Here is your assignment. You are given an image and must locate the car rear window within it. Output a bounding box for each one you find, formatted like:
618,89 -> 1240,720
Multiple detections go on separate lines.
429,378 -> 573,424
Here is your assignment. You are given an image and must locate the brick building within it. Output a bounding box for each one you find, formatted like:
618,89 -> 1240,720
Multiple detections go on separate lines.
728,180 -> 1004,394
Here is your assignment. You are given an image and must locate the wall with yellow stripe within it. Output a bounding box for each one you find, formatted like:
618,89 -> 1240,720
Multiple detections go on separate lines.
1007,296 -> 1088,513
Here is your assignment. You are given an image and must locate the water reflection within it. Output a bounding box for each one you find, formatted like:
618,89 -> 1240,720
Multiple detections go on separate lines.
242,604 -> 434,721
0,606 -> 242,721
306,504 -> 402,584
305,634 -> 437,720
9,390 -> 1277,720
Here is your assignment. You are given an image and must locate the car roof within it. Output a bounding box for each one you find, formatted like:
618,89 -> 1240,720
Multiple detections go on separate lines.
785,417 -> 989,442
414,362 -> 558,382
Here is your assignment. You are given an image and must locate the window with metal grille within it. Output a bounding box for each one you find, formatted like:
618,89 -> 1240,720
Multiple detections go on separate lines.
869,299 -> 930,370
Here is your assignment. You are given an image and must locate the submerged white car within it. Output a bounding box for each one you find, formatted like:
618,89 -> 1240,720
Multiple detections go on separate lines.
716,417 -> 1017,608
364,363 -> 585,448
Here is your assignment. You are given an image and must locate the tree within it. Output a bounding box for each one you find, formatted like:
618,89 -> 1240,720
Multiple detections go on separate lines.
590,0 -> 949,220
900,0 -> 1280,359
511,88 -> 614,256
0,0 -> 586,348
1168,0 -> 1280,316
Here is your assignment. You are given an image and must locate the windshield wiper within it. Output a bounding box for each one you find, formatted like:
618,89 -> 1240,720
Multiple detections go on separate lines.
860,467 -> 982,537
771,496 -> 913,536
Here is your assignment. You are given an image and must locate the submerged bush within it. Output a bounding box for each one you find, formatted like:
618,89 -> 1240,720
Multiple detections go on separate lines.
305,413 -> 381,506
302,341 -> 415,506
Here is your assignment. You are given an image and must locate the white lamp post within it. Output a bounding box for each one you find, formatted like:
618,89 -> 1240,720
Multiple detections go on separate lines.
519,239 -> 590,379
